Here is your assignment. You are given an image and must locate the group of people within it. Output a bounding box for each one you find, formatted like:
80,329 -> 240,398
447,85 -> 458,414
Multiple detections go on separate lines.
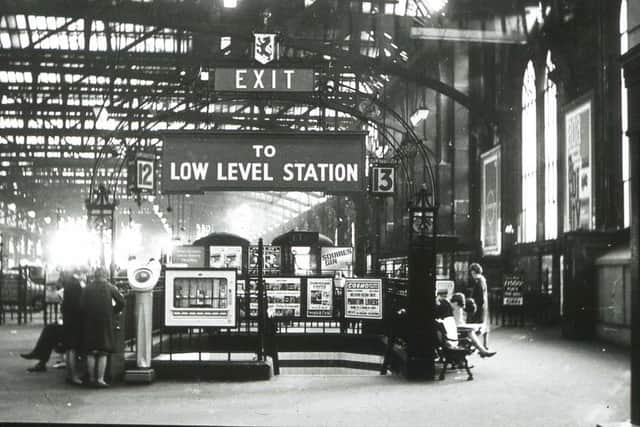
21,267 -> 125,387
436,262 -> 497,358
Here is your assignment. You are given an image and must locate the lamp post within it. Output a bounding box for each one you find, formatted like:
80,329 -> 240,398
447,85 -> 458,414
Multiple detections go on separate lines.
85,183 -> 117,279
405,184 -> 437,379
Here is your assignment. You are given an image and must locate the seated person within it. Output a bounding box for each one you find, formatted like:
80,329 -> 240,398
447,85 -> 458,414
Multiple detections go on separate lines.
450,293 -> 496,358
21,321 -> 66,372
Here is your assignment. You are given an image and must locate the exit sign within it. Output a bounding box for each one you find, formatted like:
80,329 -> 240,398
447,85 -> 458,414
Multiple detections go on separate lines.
214,68 -> 315,92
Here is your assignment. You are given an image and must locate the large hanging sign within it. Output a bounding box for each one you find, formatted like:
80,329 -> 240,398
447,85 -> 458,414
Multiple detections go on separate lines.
164,269 -> 236,327
564,96 -> 593,231
306,277 -> 333,318
481,146 -> 501,255
344,278 -> 382,319
161,132 -> 366,193
320,247 -> 353,274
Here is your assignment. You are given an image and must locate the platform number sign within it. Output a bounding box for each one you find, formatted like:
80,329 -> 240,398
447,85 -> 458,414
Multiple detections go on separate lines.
136,158 -> 154,191
370,165 -> 395,195
127,151 -> 155,195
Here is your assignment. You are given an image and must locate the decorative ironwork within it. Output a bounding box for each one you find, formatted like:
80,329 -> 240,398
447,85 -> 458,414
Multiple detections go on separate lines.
408,184 -> 436,241
85,183 -> 118,272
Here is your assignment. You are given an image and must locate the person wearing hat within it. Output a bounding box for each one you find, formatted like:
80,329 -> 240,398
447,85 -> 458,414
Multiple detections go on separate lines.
80,267 -> 125,387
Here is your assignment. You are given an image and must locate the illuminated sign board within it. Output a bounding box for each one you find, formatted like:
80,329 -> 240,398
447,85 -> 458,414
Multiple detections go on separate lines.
161,132 -> 366,193
214,68 -> 314,92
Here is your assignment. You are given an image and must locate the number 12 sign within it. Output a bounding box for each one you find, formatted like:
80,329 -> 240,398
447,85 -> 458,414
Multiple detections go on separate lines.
127,151 -> 155,194
370,164 -> 395,195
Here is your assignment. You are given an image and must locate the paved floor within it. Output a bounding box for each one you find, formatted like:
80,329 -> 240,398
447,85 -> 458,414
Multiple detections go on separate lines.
0,321 -> 631,426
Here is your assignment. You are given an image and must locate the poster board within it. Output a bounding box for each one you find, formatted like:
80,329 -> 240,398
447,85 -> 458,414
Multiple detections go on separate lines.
503,276 -> 525,306
248,245 -> 281,275
564,95 -> 593,231
320,247 -> 354,274
344,278 -> 383,319
164,269 -> 236,327
209,246 -> 243,271
480,145 -> 501,255
265,277 -> 301,317
306,277 -> 333,317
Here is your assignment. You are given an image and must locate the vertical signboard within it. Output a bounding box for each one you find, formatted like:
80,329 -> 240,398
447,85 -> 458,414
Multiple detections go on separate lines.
481,146 -> 501,255
344,278 -> 383,319
164,269 -> 236,327
306,277 -> 333,317
503,276 -> 525,306
564,96 -> 593,231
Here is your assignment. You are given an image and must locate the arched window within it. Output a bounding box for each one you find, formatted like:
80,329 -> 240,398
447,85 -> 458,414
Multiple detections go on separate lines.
544,52 -> 558,240
621,0 -> 631,227
521,60 -> 537,242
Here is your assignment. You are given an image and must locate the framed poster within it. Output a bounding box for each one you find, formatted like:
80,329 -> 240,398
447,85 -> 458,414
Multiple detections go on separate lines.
164,269 -> 236,327
265,277 -> 301,317
344,278 -> 383,319
564,95 -> 593,231
320,246 -> 354,274
248,245 -> 281,275
306,277 -> 333,317
209,245 -> 243,270
435,279 -> 455,300
480,145 -> 501,255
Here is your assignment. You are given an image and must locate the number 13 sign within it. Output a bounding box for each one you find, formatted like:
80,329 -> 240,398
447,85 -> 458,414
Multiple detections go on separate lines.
370,164 -> 395,195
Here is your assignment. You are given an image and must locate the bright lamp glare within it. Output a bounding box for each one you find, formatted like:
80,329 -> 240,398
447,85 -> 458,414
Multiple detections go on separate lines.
223,0 -> 237,7
422,0 -> 447,13
49,220 -> 100,268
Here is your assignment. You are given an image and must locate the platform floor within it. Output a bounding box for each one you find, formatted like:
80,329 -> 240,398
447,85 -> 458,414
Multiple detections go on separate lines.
0,321 -> 631,426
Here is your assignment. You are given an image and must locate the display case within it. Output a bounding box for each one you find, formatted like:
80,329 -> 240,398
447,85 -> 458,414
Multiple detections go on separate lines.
164,268 -> 236,327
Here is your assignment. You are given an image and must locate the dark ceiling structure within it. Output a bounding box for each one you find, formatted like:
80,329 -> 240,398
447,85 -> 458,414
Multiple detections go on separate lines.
0,0 -> 536,248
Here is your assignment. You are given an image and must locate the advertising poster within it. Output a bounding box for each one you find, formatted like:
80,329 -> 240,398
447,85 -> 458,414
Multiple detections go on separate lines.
236,279 -> 258,317
344,278 -> 382,319
248,245 -> 281,275
320,246 -> 354,274
503,276 -> 525,306
170,245 -> 205,268
265,277 -> 301,317
565,97 -> 593,231
481,146 -> 501,255
306,277 -> 333,317
209,246 -> 243,271
164,269 -> 236,327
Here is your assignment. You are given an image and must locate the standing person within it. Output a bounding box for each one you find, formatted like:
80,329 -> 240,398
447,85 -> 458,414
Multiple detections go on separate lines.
468,263 -> 490,349
81,267 -> 125,388
61,268 -> 85,385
